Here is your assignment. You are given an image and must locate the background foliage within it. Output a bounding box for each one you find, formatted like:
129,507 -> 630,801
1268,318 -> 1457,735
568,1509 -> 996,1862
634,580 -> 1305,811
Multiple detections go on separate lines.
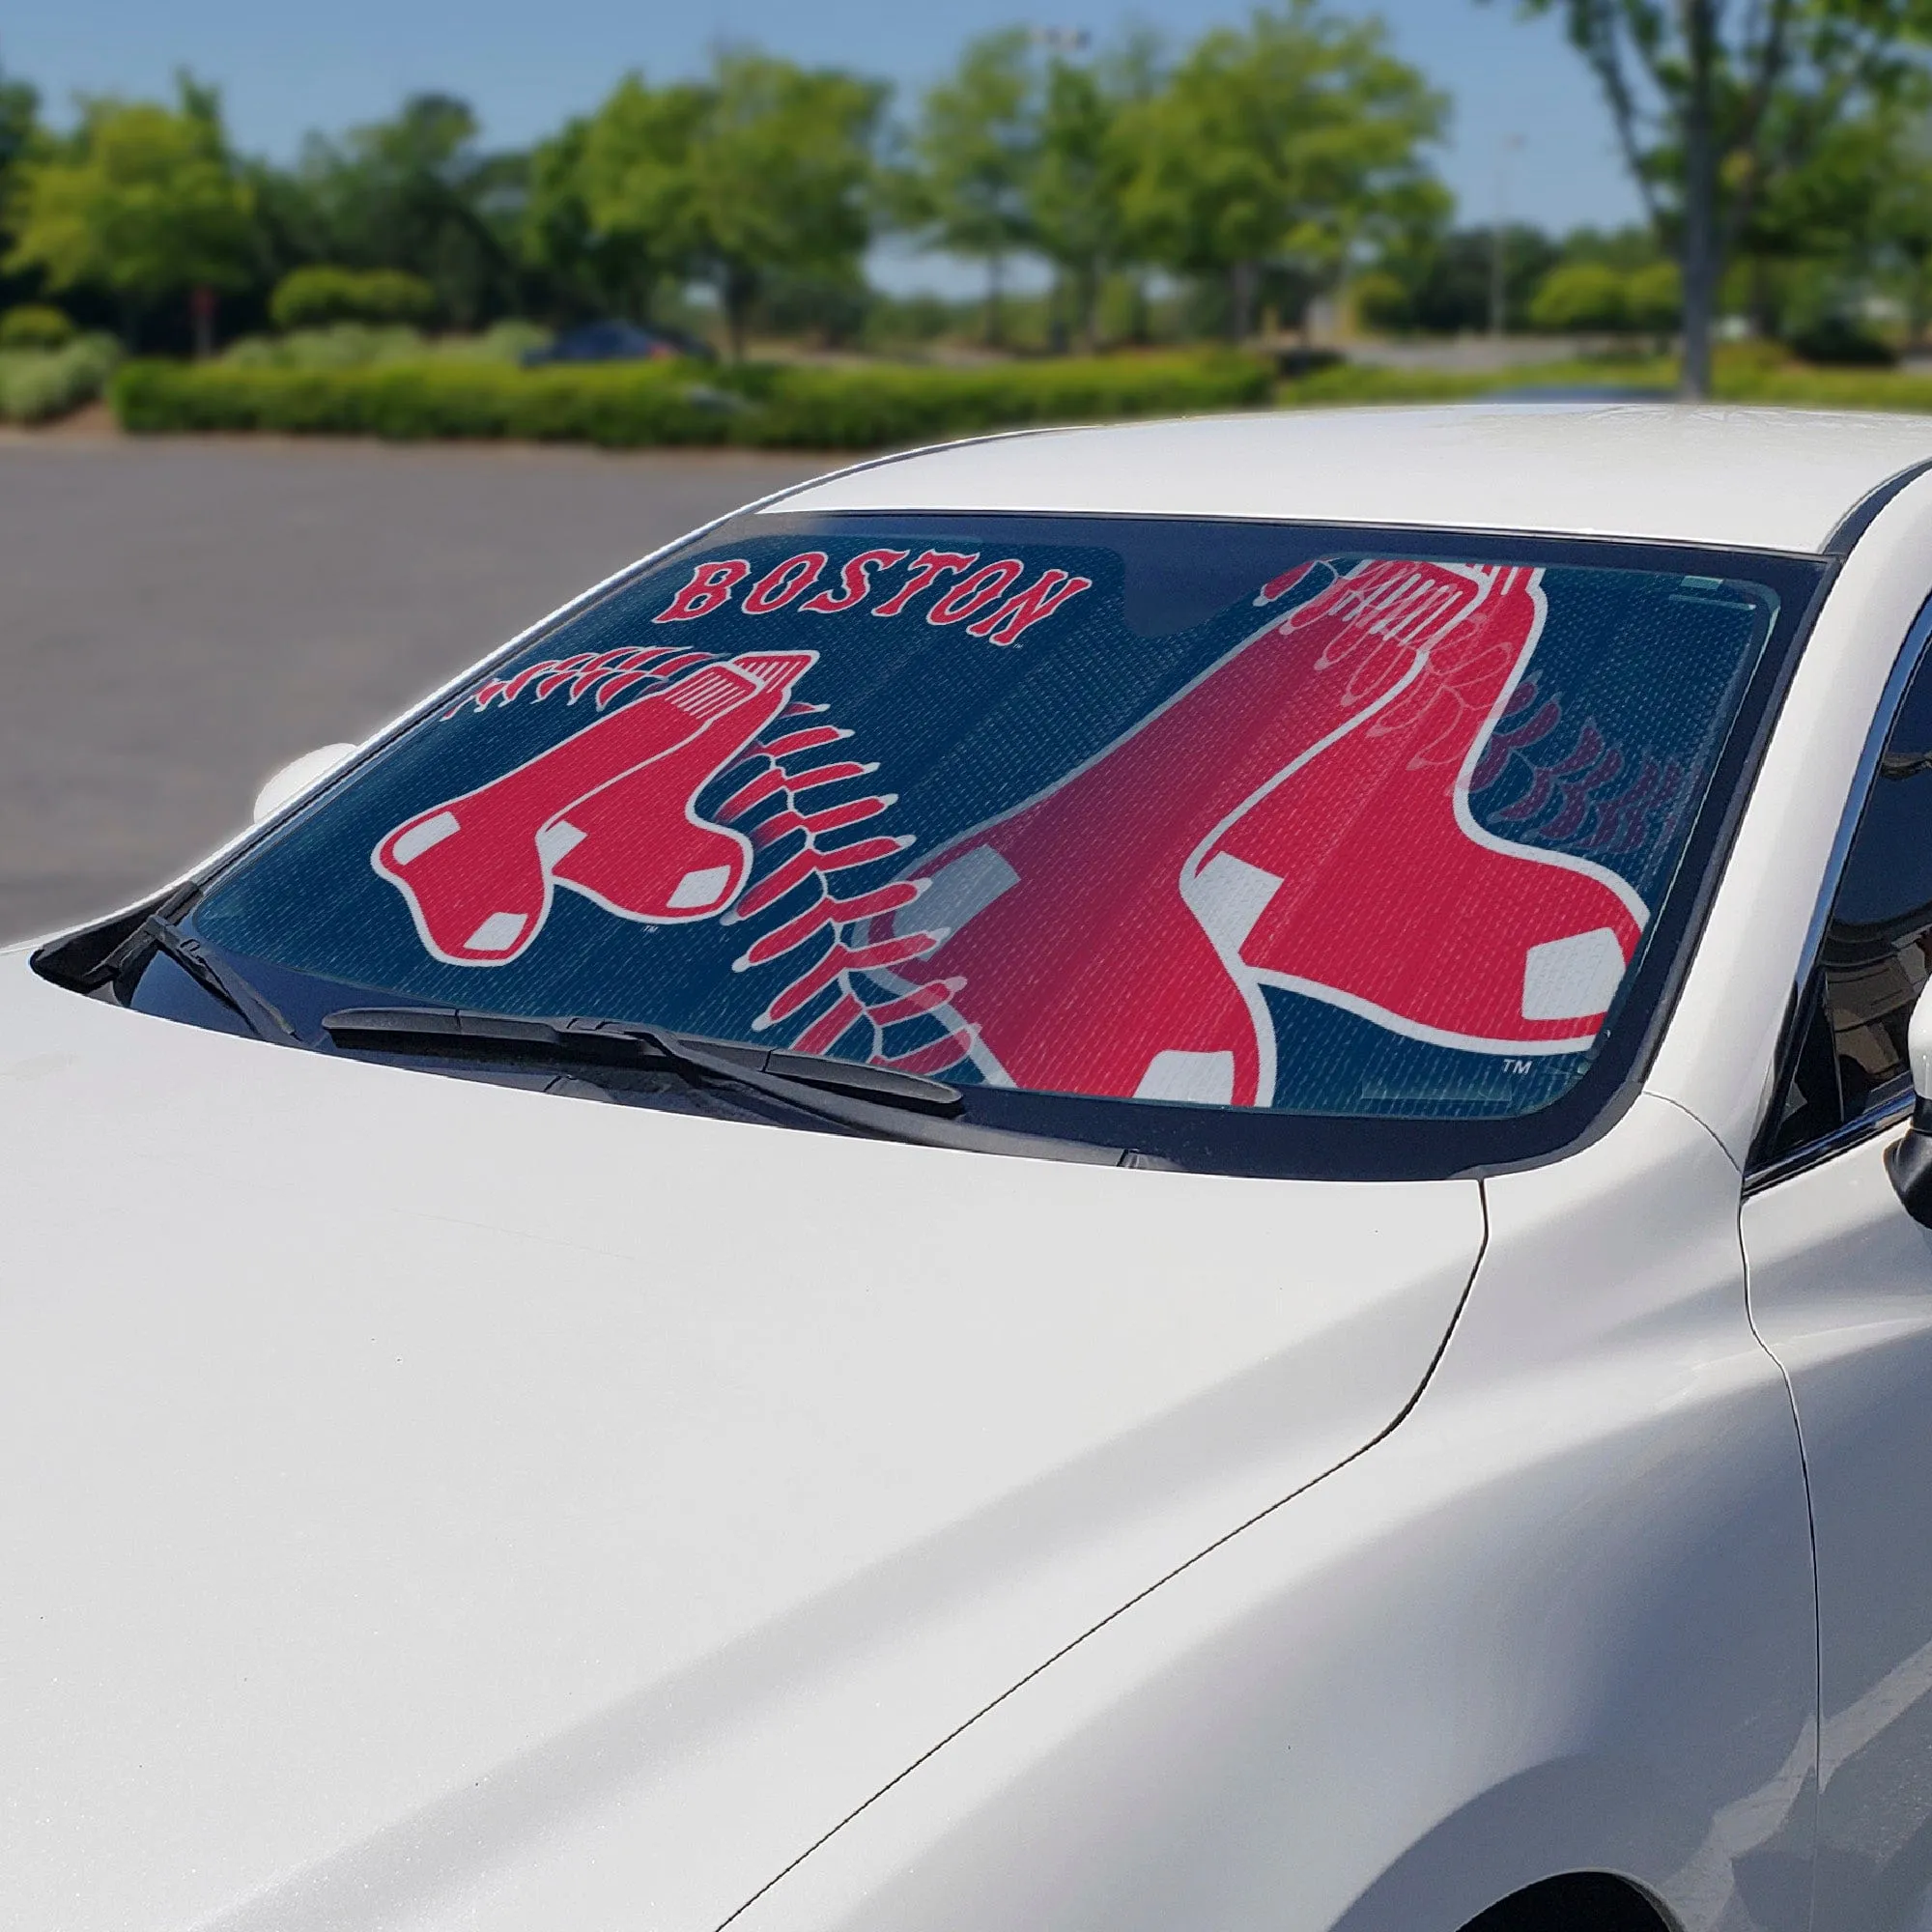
6,1 -> 1932,434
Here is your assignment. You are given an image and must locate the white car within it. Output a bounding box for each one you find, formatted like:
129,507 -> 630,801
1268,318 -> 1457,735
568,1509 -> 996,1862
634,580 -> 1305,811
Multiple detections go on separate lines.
16,404 -> 1932,1932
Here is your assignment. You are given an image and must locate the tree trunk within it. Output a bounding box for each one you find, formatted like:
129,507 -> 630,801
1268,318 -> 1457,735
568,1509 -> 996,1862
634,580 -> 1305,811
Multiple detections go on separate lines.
985,254 -> 1006,349
1679,0 -> 1719,399
1747,255 -> 1777,342
723,266 -> 756,362
1230,260 -> 1258,343
1908,251 -> 1932,354
190,285 -> 215,361
1077,262 -> 1099,354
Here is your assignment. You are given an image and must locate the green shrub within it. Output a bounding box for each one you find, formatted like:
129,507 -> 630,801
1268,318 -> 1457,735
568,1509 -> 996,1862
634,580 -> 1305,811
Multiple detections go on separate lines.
1624,262 -> 1683,332
111,350 -> 1273,448
222,318 -> 554,372
0,333 -> 122,423
1350,270 -> 1412,333
1528,263 -> 1631,333
269,267 -> 439,332
1787,313 -> 1897,368
0,303 -> 76,350
223,323 -> 426,370
433,319 -> 554,364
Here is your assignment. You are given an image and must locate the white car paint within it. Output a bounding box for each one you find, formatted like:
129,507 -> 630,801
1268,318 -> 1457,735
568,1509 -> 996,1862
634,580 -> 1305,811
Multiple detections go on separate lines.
15,404 -> 1932,1932
729,1097 -> 1815,1932
0,958 -> 1479,1932
778,403 -> 1932,552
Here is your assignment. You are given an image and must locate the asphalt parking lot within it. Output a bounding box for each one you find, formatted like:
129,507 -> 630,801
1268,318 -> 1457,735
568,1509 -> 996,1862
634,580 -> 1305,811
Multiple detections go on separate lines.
0,435 -> 826,942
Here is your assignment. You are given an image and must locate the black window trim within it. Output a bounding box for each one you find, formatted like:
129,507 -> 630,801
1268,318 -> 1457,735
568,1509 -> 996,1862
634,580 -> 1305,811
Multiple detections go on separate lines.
1745,588 -> 1932,1192
37,512 -> 1833,1184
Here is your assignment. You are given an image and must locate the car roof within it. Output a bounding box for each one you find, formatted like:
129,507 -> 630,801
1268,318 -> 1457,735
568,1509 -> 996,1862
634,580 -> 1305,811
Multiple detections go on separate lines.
769,403 -> 1932,555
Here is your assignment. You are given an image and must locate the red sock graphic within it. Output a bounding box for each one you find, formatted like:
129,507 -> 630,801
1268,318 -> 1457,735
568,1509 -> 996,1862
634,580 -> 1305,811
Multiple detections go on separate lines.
549,653 -> 813,922
373,652 -> 813,965
876,562 -> 1644,1107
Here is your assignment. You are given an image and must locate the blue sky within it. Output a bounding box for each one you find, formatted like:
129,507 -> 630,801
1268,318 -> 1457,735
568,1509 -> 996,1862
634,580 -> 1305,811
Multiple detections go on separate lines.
3,0 -> 1643,287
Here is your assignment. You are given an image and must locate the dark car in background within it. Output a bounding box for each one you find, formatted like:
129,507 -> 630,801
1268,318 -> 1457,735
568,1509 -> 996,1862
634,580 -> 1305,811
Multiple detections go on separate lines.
522,320 -> 715,366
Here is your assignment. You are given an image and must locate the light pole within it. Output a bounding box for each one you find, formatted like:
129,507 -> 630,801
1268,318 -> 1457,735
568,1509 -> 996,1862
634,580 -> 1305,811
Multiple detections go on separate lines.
1491,133 -> 1525,340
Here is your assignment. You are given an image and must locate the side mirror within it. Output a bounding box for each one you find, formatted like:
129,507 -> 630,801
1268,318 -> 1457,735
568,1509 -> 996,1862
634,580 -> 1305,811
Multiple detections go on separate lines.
1888,980 -> 1932,1224
252,743 -> 355,824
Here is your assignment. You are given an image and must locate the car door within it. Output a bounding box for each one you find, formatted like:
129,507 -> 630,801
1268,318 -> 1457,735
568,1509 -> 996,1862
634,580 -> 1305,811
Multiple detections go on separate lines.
1742,627 -> 1932,1931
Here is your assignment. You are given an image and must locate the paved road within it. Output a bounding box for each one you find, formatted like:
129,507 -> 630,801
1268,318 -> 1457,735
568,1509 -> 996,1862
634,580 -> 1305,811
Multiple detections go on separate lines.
0,436 -> 825,942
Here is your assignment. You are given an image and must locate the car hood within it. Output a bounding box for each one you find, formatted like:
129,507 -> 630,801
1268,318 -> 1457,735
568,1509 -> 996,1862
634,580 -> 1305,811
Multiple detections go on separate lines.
0,951 -> 1484,1932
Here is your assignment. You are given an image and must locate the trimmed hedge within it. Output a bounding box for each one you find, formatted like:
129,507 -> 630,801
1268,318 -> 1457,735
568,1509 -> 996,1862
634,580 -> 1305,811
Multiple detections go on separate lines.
109,350 -> 1274,449
0,333 -> 122,424
0,303 -> 77,350
270,267 -> 438,331
1274,347 -> 1932,412
218,318 -> 552,372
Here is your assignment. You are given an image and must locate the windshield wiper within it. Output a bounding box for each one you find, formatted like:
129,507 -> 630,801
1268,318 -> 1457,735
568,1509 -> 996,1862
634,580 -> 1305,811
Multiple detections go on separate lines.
321,1005 -> 1168,1168
136,915 -> 298,1042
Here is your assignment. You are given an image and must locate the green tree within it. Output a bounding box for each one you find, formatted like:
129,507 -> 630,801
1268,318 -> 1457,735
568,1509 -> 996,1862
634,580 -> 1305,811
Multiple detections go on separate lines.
576,54 -> 883,358
1502,0 -> 1932,397
903,29 -> 1039,344
526,78 -> 709,324
1624,257 -> 1685,329
0,58 -> 44,311
1868,113 -> 1932,344
1028,37 -> 1160,350
1121,2 -> 1446,340
0,59 -> 37,187
689,53 -> 886,357
6,76 -> 255,351
1376,222 -> 1562,334
1528,259 -> 1631,328
288,96 -> 526,327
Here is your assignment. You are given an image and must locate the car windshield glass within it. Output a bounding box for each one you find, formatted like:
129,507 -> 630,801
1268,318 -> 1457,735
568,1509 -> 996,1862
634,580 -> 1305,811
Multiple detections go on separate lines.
169,511 -> 1814,1174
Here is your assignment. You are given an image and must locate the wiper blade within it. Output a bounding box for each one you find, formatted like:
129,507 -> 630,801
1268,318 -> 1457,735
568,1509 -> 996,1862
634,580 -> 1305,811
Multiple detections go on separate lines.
324,1004 -> 958,1107
138,916 -> 298,1041
321,1006 -> 1167,1168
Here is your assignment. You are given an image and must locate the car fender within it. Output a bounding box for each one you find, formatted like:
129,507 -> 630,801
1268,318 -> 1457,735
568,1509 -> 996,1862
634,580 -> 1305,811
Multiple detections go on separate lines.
730,1095 -> 1815,1932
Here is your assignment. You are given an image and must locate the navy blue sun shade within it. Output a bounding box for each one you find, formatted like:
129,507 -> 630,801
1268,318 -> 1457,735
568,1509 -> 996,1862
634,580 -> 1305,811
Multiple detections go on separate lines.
190,521 -> 1776,1121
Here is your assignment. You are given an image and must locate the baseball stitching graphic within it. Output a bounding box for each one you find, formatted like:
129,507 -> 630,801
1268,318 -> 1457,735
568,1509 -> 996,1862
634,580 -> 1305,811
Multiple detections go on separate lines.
370,554 -> 1651,1108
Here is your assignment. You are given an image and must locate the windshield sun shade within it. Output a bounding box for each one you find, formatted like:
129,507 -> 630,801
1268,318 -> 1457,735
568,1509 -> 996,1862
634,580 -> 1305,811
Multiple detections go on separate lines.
162,511 -> 1822,1178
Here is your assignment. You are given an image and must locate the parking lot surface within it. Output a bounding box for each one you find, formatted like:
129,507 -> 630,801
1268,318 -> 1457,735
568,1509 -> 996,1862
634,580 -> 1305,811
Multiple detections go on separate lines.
0,436 -> 825,941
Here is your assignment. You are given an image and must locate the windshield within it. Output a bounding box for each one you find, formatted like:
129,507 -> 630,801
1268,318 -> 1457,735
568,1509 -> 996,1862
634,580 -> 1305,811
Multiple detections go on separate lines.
139,511 -> 1820,1177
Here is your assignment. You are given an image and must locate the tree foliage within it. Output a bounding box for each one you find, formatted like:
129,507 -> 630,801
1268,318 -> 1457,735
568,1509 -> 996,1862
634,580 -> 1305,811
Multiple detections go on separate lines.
1119,2 -> 1446,338
900,30 -> 1040,342
269,265 -> 436,329
6,77 -> 254,342
1027,35 -> 1167,349
530,54 -> 883,356
1508,0 -> 1932,393
29,6 -> 1932,370
525,82 -> 704,324
276,96 -> 525,327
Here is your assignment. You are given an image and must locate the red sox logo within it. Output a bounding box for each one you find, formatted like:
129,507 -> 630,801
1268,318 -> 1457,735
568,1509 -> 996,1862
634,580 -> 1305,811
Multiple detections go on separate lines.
372,553 -> 1648,1107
